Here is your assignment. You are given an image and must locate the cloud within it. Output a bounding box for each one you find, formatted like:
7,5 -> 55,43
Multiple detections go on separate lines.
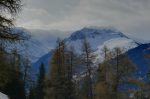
16,0 -> 150,40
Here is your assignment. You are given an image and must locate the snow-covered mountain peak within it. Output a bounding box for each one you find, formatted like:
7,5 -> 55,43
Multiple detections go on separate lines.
30,26 -> 141,76
67,27 -> 126,41
65,27 -> 137,54
9,27 -> 139,66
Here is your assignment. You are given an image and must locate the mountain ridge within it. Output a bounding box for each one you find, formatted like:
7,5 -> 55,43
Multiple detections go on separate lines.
32,27 -> 139,75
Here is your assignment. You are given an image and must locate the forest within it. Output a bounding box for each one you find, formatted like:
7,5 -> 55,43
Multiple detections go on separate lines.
0,0 -> 150,99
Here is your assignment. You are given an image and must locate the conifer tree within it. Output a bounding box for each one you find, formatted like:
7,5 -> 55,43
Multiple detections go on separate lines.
79,76 -> 91,99
111,48 -> 136,99
65,45 -> 76,99
45,39 -> 67,99
95,46 -> 111,99
0,0 -> 23,43
45,39 -> 76,99
81,38 -> 95,99
0,50 -> 12,89
28,86 -> 36,99
0,1 -> 29,99
36,63 -> 45,99
95,47 -> 136,99
3,49 -> 26,99
28,80 -> 36,99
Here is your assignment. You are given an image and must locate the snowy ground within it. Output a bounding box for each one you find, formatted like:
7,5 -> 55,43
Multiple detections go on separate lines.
0,92 -> 8,99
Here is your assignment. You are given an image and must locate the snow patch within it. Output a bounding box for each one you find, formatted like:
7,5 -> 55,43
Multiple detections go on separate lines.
0,92 -> 8,99
94,37 -> 138,63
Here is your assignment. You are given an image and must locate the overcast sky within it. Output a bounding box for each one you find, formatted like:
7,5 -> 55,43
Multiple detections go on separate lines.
16,0 -> 150,41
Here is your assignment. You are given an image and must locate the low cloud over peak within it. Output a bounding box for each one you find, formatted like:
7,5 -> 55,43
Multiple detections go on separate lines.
16,0 -> 150,41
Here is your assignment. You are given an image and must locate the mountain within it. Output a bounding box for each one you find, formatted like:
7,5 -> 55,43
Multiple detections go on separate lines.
127,43 -> 150,81
32,27 -> 139,74
12,27 -> 150,81
9,27 -> 70,63
66,27 -> 138,51
7,27 -> 150,92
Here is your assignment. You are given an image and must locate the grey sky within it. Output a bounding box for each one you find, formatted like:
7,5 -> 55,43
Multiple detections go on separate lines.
16,0 -> 150,41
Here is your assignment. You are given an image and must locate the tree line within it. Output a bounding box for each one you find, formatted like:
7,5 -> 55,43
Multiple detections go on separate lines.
28,38 -> 150,99
0,0 -> 31,99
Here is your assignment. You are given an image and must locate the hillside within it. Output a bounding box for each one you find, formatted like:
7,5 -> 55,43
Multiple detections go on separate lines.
32,27 -> 139,74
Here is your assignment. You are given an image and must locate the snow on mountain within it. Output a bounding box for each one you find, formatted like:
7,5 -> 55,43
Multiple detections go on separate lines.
10,27 -> 70,63
95,37 -> 138,63
65,27 -> 138,63
10,27 -> 138,64
32,27 -> 139,73
9,27 -> 150,86
66,27 -> 138,52
0,92 -> 8,99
